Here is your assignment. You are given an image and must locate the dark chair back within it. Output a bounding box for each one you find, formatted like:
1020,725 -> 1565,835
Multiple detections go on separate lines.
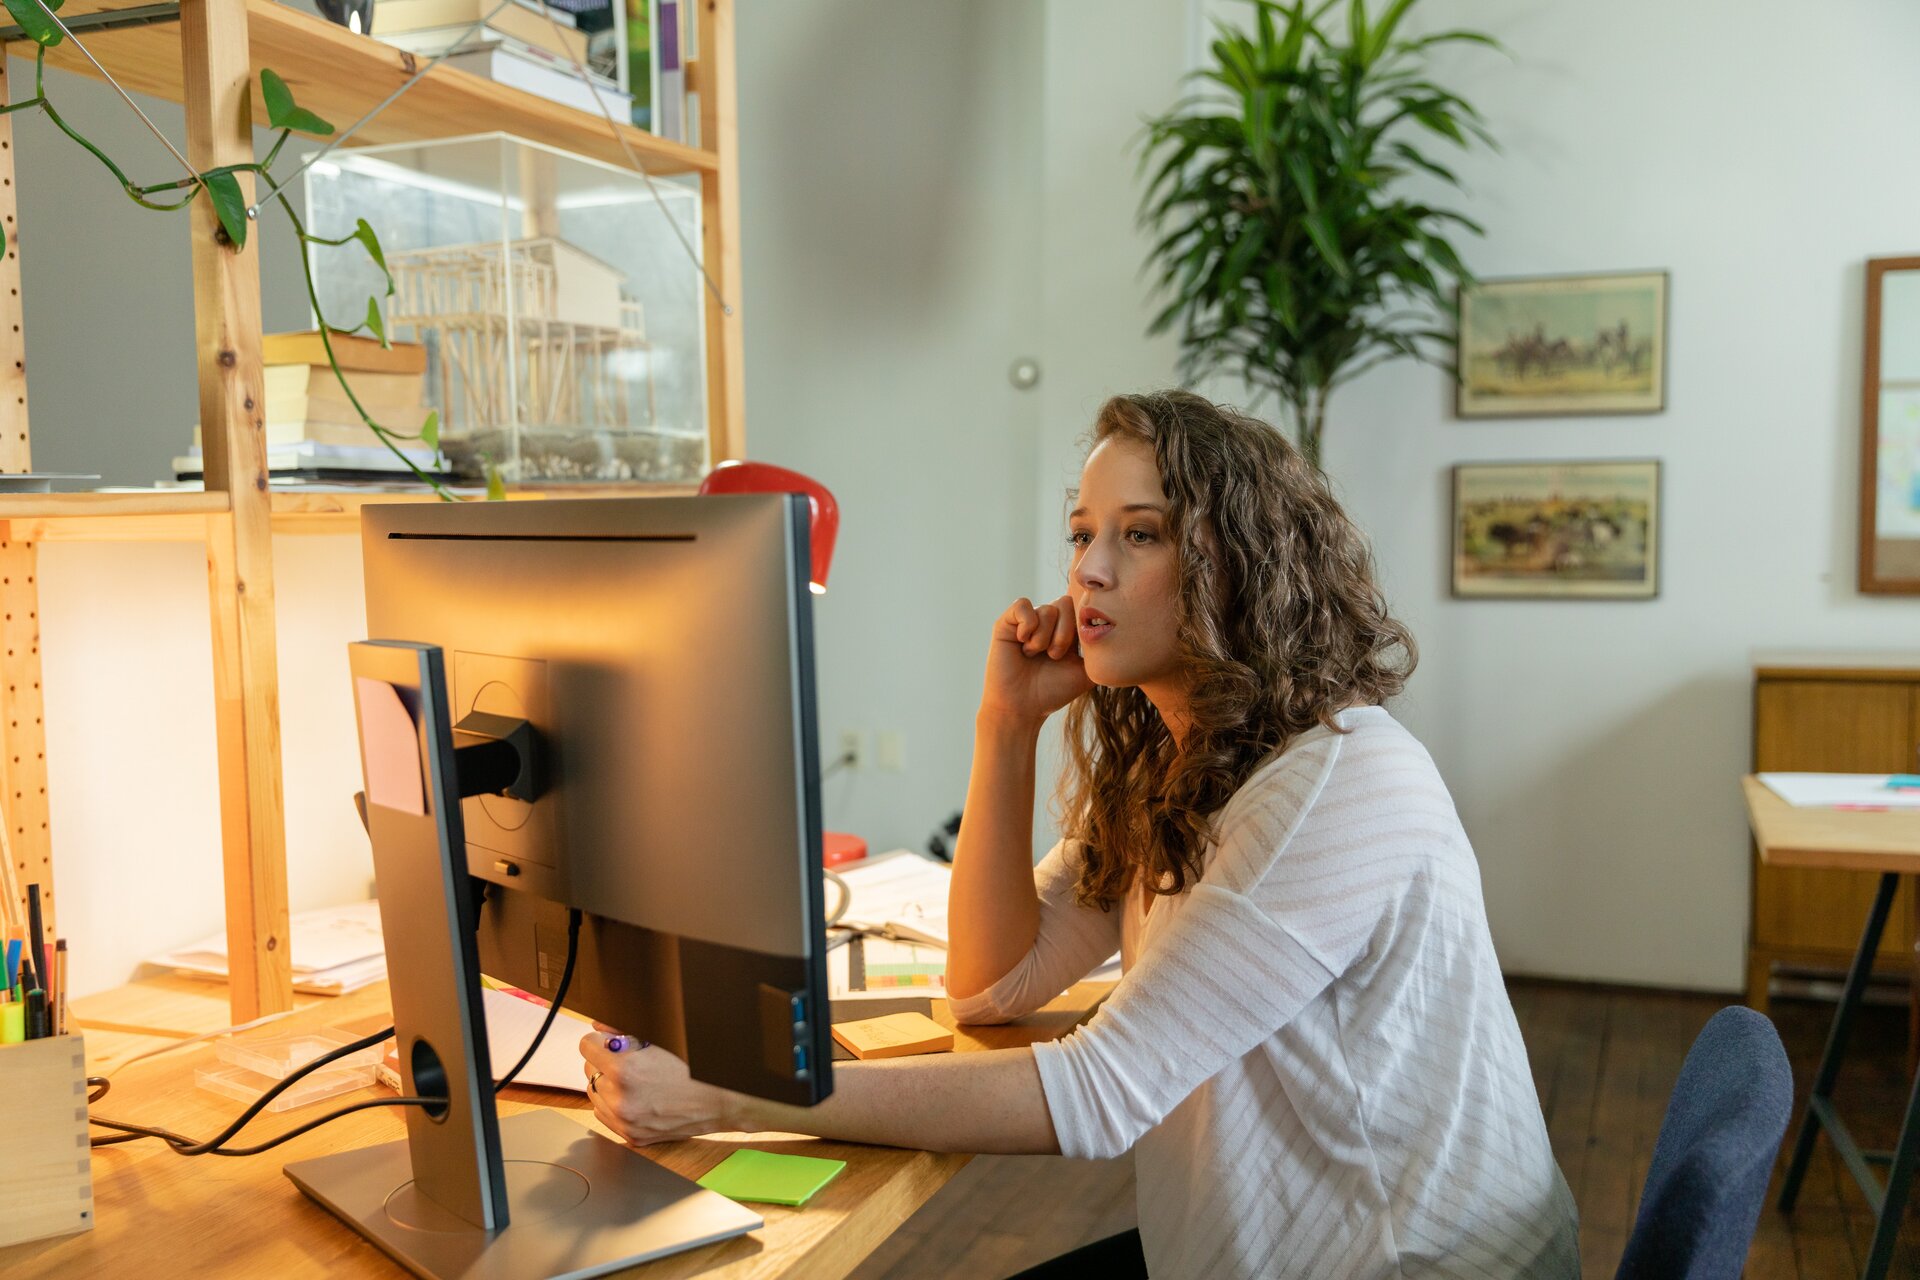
1615,1006 -> 1792,1280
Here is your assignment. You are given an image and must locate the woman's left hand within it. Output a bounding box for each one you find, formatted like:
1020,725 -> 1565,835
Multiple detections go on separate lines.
580,1027 -> 743,1146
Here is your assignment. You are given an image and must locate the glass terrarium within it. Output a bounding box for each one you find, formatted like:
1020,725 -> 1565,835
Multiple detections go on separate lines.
303,132 -> 707,484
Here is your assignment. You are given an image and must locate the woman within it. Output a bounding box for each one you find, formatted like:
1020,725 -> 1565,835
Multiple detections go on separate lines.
582,391 -> 1579,1279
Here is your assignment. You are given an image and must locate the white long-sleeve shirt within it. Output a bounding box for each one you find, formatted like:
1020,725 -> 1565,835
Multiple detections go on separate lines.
947,706 -> 1579,1279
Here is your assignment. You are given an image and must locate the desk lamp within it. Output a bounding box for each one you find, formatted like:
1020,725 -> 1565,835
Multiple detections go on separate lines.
699,460 -> 839,595
700,460 -> 863,866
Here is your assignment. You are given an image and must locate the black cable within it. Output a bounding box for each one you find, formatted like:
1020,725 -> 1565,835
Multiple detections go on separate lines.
87,907 -> 583,1156
89,1097 -> 441,1156
493,907 -> 582,1092
87,1023 -> 403,1155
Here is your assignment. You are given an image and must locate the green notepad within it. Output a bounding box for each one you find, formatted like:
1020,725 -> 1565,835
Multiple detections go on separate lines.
696,1149 -> 847,1206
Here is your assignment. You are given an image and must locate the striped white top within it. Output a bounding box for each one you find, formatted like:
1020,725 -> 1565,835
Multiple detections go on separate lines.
948,706 -> 1580,1279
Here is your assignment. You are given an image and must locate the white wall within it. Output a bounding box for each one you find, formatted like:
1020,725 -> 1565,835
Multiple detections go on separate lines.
39,536 -> 373,996
1176,0 -> 1920,990
733,0 -> 1047,856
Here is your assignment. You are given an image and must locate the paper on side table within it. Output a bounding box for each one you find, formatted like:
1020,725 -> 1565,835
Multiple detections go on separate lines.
1757,773 -> 1920,809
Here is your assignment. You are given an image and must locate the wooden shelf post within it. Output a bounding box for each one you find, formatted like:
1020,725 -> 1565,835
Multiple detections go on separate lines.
696,0 -> 745,465
0,48 -> 56,946
180,0 -> 292,1019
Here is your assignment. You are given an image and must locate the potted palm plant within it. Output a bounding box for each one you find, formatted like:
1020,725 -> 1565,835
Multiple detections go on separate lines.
1138,0 -> 1500,469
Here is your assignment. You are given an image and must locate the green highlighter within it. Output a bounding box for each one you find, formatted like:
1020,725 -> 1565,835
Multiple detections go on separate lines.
697,1149 -> 846,1207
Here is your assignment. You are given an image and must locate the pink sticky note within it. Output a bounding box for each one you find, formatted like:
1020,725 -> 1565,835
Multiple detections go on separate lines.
355,676 -> 426,816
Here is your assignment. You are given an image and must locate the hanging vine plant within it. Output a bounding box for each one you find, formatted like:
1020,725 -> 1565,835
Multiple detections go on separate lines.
0,1 -> 501,500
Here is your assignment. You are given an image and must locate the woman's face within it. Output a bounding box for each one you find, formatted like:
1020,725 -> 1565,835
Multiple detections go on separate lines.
1069,437 -> 1185,698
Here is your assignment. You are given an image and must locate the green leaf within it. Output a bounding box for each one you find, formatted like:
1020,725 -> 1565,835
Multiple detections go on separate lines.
2,0 -> 63,47
202,171 -> 248,250
353,218 -> 394,294
419,409 -> 440,452
364,295 -> 389,347
260,68 -> 334,136
485,462 -> 507,501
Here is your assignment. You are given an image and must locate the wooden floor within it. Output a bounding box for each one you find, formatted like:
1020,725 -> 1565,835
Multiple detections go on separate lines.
851,977 -> 1920,1280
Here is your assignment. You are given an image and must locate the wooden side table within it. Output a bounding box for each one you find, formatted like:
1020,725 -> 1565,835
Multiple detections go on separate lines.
1744,777 -> 1920,1280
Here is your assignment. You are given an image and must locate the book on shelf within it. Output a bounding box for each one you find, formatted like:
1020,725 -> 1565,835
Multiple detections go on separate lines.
263,364 -> 423,414
376,0 -> 576,26
408,37 -> 630,114
191,418 -> 431,451
374,0 -> 580,44
173,441 -> 445,480
263,330 -> 427,376
653,0 -> 684,141
376,8 -> 588,63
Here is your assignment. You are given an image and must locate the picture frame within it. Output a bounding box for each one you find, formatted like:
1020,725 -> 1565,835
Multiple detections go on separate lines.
1456,271 -> 1669,418
1451,460 -> 1662,600
1860,255 -> 1920,593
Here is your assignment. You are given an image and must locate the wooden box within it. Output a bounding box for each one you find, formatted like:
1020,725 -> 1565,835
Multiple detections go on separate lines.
0,1034 -> 94,1247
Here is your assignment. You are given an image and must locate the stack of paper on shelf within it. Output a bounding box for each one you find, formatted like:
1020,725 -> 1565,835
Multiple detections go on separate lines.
376,0 -> 629,116
152,900 -> 388,996
176,332 -> 443,481
375,0 -> 590,62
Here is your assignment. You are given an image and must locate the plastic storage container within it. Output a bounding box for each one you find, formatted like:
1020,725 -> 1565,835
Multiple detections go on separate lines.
302,132 -> 709,484
194,1027 -> 383,1112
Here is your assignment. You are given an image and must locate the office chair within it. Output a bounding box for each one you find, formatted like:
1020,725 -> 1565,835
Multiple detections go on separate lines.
1614,1006 -> 1792,1280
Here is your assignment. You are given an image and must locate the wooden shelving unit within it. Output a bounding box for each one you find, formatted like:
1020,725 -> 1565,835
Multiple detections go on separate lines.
0,0 -> 744,1020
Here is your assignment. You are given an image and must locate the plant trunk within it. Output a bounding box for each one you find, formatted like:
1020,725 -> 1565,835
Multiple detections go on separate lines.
1296,388 -> 1329,471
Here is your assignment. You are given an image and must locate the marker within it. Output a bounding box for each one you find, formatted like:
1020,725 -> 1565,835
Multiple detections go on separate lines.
0,1001 -> 22,1044
25,885 -> 46,1008
23,986 -> 46,1040
54,939 -> 66,1037
3,936 -> 16,991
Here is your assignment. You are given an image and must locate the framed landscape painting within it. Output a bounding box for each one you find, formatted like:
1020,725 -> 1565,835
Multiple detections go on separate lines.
1452,460 -> 1661,600
1456,271 -> 1668,417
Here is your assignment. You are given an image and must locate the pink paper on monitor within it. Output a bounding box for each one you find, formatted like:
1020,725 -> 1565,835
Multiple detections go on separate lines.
355,676 -> 425,816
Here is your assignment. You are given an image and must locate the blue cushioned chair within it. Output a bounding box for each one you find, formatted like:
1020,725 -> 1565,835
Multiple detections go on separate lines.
1615,1006 -> 1792,1280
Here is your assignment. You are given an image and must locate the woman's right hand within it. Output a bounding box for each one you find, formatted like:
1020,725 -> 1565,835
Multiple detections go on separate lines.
979,595 -> 1094,728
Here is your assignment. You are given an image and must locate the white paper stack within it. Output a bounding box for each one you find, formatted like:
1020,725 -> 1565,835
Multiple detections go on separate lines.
154,900 -> 389,996
376,988 -> 595,1093
1757,773 -> 1920,809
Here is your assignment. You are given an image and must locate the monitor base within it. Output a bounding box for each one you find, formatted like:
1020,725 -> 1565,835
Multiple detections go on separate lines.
285,1109 -> 763,1280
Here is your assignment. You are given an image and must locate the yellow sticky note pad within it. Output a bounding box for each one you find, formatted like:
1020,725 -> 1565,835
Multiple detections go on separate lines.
829,1011 -> 954,1060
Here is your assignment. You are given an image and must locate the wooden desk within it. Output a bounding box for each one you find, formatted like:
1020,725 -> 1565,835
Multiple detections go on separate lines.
3,977 -> 1109,1279
1743,775 -> 1920,1280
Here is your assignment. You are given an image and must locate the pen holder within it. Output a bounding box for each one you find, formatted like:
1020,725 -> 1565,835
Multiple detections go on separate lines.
0,1034 -> 93,1248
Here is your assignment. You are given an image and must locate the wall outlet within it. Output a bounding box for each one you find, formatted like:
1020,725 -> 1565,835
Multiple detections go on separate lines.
876,730 -> 905,773
837,729 -> 865,771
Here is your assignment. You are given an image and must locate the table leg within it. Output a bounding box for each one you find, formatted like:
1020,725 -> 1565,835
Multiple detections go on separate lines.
1863,1061 -> 1920,1280
1780,872 -> 1901,1213
1909,875 -> 1918,1080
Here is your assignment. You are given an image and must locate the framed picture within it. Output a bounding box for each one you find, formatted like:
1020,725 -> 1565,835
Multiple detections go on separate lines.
1451,460 -> 1661,600
1860,256 -> 1920,593
1456,271 -> 1669,417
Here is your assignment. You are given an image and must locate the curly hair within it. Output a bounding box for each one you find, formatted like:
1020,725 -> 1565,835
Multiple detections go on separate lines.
1058,390 -> 1416,909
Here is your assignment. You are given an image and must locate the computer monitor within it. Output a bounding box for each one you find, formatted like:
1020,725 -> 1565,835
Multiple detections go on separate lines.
284,493 -> 835,1280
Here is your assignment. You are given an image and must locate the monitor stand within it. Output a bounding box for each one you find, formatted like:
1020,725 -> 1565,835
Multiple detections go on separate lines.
283,640 -> 761,1280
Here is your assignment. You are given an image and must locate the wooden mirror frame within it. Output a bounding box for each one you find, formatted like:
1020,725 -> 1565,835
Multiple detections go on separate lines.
1861,255 -> 1920,593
